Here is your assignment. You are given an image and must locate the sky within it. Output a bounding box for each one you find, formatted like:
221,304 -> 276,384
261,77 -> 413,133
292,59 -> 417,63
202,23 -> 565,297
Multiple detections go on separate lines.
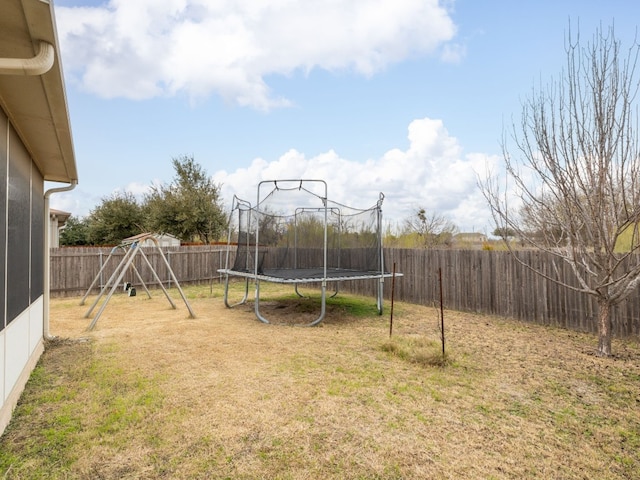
48,0 -> 640,234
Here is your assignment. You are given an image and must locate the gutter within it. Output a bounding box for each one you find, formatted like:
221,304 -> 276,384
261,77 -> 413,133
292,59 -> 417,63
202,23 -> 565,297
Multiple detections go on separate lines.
43,180 -> 77,339
0,41 -> 55,76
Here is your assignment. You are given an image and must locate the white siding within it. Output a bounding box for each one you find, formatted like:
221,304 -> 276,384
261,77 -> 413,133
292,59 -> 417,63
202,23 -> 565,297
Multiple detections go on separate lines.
0,303 -> 44,435
29,296 -> 43,355
0,330 -> 4,404
5,311 -> 30,400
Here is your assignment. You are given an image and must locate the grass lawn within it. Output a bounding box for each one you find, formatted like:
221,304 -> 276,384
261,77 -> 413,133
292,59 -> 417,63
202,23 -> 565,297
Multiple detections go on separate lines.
1,282 -> 639,479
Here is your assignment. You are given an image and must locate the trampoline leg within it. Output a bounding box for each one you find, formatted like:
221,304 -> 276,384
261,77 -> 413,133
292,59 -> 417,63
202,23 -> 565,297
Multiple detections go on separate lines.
377,277 -> 384,315
254,280 -> 270,324
296,283 -> 338,299
254,280 -> 327,326
305,281 -> 327,326
224,275 -> 249,308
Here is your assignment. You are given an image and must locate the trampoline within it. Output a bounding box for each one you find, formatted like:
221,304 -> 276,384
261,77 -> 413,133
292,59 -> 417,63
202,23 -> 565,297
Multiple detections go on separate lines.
219,179 -> 401,326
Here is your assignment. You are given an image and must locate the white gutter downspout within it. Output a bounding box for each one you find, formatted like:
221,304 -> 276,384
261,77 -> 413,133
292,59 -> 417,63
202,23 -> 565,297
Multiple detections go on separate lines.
0,41 -> 55,76
44,180 -> 77,339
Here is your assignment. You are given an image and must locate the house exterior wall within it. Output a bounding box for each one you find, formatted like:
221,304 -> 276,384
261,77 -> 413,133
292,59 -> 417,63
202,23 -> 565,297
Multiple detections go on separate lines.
49,216 -> 60,248
0,105 -> 46,435
141,235 -> 180,248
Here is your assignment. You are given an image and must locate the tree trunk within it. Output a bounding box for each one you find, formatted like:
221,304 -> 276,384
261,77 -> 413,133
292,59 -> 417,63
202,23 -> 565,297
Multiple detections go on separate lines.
597,298 -> 612,357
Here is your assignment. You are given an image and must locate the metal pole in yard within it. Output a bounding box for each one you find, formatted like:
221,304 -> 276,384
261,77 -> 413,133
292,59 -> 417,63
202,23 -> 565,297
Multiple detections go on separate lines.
389,262 -> 396,337
439,267 -> 445,357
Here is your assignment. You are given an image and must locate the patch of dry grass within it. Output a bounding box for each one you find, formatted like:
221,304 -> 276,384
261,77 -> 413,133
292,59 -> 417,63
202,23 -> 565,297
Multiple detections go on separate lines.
1,282 -> 639,479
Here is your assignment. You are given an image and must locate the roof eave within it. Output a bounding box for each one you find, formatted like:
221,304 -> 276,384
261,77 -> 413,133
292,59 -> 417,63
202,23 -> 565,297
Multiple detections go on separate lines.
0,0 -> 78,184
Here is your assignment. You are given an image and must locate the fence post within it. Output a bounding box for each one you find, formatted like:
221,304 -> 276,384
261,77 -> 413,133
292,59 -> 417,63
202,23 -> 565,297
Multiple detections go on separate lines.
99,251 -> 103,289
167,250 -> 172,288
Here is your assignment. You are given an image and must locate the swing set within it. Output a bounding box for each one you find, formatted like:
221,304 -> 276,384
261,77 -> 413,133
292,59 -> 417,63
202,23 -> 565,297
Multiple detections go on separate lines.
80,233 -> 195,330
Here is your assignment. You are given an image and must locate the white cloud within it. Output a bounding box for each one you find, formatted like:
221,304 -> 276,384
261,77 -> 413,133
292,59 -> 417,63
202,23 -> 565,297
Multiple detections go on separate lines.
48,187 -> 101,216
51,117 -> 498,232
55,0 -> 458,108
48,181 -> 154,217
213,117 -> 498,233
115,181 -> 155,198
440,42 -> 466,63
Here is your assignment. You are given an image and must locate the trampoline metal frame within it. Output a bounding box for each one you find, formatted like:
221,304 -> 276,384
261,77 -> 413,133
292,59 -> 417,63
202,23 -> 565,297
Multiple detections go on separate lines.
220,268 -> 394,325
221,179 -> 398,326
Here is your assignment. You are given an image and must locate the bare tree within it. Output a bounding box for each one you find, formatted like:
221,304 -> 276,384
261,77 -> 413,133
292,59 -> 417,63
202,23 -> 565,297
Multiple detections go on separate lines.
404,207 -> 458,248
481,24 -> 640,356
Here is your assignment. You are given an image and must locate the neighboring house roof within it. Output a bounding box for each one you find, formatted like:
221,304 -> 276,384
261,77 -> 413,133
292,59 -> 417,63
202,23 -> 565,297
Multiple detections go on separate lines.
0,0 -> 77,183
50,208 -> 71,225
454,232 -> 488,241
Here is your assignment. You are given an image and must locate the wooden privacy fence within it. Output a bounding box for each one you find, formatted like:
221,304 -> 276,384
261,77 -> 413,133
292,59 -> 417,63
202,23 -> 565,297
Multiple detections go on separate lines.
50,246 -> 231,297
367,248 -> 639,338
50,246 -> 640,337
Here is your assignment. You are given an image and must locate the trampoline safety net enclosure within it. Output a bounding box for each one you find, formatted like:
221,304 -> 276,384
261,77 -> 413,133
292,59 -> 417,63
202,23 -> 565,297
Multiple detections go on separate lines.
219,179 -> 401,326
